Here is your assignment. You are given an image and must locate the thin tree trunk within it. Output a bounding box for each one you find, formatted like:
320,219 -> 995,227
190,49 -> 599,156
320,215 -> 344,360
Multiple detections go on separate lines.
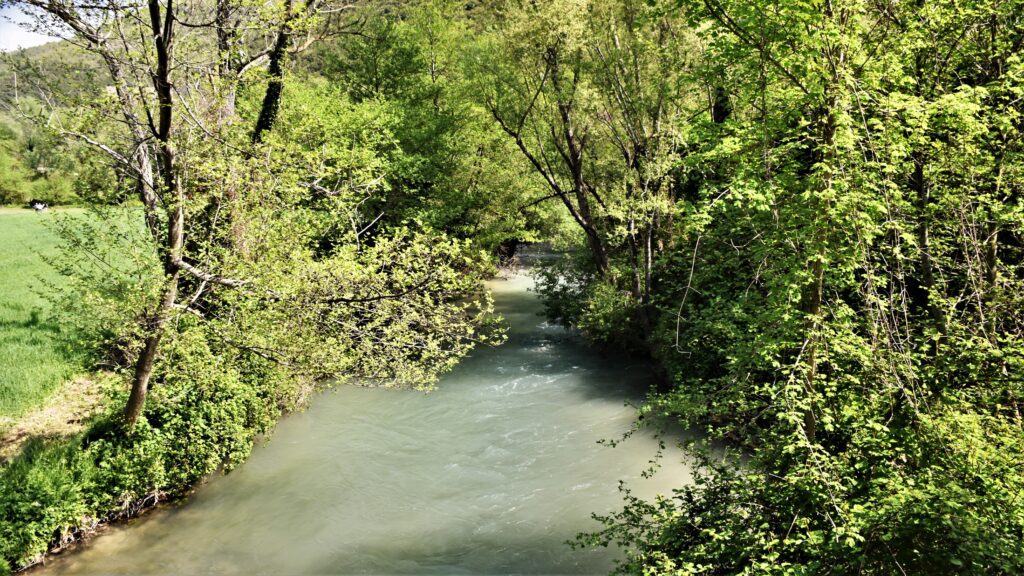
800,15 -> 844,442
643,218 -> 654,302
627,211 -> 643,300
906,21 -> 945,333
124,0 -> 180,429
123,200 -> 185,426
802,256 -> 825,443
123,271 -> 180,426
909,155 -> 931,304
216,0 -> 238,122
801,101 -> 831,441
985,219 -> 999,340
551,47 -> 610,276
252,0 -> 294,145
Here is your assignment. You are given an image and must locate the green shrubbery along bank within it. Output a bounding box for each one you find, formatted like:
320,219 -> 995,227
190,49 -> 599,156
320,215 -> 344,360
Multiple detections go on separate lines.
1,334 -> 289,570
1,209 -> 500,571
3,0 -> 1024,574
518,0 -> 1024,573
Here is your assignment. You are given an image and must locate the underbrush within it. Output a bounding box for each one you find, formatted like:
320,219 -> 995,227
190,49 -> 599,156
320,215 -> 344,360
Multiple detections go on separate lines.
533,252 -> 647,353
0,324 -> 307,573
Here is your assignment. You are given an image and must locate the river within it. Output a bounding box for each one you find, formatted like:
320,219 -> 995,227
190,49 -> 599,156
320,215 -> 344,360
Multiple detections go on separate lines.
41,267 -> 692,575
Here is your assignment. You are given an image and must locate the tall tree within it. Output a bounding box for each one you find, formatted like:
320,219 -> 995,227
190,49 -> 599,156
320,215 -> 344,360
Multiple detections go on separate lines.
9,0 -> 497,430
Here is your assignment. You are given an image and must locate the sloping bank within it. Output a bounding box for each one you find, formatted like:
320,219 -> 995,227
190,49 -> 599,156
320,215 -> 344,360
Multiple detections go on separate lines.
3,258 -> 692,574
2,305 -> 493,572
0,329 -> 318,573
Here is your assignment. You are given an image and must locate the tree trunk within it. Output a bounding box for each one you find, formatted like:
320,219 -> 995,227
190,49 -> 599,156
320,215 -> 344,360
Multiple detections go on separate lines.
985,219 -> 1000,340
123,270 -> 180,427
124,200 -> 185,428
905,23 -> 945,334
252,0 -> 295,145
584,225 -> 610,275
801,101 -> 831,442
123,0 -> 180,429
216,0 -> 238,122
909,152 -> 946,331
800,59 -> 842,445
627,212 -> 643,300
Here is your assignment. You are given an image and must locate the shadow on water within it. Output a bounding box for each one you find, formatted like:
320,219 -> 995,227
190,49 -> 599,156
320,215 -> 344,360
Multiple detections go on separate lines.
300,528 -> 624,575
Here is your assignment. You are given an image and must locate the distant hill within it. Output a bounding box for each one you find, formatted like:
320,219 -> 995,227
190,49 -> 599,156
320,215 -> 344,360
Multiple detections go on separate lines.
0,40 -> 107,105
0,40 -> 108,206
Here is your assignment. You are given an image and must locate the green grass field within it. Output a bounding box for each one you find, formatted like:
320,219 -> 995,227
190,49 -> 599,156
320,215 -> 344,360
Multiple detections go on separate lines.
0,207 -> 84,418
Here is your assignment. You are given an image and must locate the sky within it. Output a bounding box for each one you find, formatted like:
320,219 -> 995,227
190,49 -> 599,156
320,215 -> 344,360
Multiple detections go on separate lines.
0,6 -> 60,52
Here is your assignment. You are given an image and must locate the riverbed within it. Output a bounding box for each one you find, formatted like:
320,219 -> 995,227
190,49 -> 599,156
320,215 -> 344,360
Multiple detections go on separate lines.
41,269 -> 691,575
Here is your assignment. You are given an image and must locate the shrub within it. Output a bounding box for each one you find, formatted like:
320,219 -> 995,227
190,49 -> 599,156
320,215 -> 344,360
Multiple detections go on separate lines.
0,323 -> 296,571
0,147 -> 31,205
534,253 -> 646,351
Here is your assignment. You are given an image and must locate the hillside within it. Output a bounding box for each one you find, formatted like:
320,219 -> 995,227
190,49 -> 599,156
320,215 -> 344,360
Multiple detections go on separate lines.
0,40 -> 106,105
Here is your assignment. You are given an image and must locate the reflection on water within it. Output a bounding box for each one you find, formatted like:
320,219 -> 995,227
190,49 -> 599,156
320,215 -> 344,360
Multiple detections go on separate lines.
42,270 -> 691,575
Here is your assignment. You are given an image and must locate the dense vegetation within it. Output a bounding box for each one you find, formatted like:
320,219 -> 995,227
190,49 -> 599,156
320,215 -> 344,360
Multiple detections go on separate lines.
0,40 -> 113,206
1,0 -> 1023,573
0,0 -> 533,570
499,1 -> 1024,573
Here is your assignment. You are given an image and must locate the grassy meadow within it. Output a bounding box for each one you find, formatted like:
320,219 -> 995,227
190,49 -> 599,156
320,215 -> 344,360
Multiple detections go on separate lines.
0,207 -> 83,419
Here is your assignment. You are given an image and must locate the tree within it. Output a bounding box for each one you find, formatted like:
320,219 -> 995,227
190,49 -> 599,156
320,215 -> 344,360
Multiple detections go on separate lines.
6,0 -> 499,429
476,0 -> 701,345
480,0 -> 612,276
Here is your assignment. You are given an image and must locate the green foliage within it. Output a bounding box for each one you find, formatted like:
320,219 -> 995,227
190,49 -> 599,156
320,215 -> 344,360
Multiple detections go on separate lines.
1,9 -> 513,566
6,0 -> 1024,573
0,121 -> 31,204
582,406 -> 1024,575
556,0 -> 1024,573
0,112 -> 93,206
0,438 -> 96,569
534,253 -> 646,350
0,146 -> 32,204
0,342 -> 286,569
307,0 -> 563,253
43,207 -> 162,370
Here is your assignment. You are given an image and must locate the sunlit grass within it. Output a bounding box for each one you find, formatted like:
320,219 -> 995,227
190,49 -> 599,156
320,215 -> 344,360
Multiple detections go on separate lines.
0,207 -> 84,418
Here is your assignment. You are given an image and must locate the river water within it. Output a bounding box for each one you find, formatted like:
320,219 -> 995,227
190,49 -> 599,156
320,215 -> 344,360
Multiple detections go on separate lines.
43,269 -> 691,575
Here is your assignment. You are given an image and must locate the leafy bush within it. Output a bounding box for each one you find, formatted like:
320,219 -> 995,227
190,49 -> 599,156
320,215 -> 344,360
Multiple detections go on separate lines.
2,146 -> 502,573
0,325 -> 291,571
2,211 -> 300,571
0,145 -> 31,205
0,439 -> 96,570
29,175 -> 79,205
583,404 -> 1024,575
534,253 -> 646,351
